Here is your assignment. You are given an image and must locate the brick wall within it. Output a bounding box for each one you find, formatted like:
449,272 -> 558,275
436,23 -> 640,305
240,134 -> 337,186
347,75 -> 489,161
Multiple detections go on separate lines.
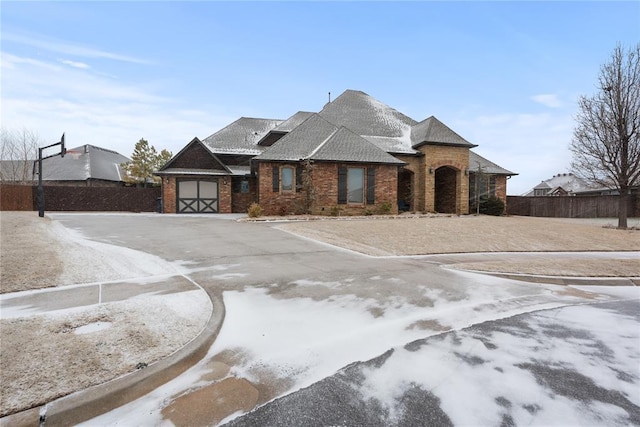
1,184 -> 160,212
395,154 -> 424,212
161,177 -> 176,213
219,179 -> 232,213
258,161 -> 399,216
495,175 -> 508,207
257,162 -> 306,215
419,145 -> 470,214
231,177 -> 258,213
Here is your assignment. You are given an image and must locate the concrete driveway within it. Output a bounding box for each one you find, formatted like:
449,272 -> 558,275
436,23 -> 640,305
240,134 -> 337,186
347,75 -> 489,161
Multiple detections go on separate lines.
26,214 -> 640,425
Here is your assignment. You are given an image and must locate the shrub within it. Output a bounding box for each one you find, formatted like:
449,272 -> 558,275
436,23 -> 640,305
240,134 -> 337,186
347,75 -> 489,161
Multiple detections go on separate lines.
330,206 -> 341,216
479,196 -> 505,216
247,202 -> 262,218
377,202 -> 393,215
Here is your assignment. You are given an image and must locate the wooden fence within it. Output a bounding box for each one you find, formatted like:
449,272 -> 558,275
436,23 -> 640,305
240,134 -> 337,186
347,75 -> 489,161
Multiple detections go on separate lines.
0,184 -> 161,212
507,195 -> 639,218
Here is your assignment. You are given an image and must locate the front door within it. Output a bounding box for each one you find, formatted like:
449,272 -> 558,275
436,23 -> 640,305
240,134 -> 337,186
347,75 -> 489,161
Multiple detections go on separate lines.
177,179 -> 218,213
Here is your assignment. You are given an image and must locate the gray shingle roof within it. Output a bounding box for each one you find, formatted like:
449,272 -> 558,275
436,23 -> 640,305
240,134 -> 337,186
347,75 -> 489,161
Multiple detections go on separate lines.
201,117 -> 283,155
469,151 -> 516,176
254,114 -> 404,165
319,90 -> 418,154
273,111 -> 315,133
412,116 -> 477,148
40,145 -> 130,182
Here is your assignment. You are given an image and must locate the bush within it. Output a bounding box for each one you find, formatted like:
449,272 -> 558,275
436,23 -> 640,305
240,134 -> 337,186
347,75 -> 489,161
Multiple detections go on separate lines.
330,206 -> 341,216
247,202 -> 262,218
479,196 -> 505,216
377,202 -> 393,215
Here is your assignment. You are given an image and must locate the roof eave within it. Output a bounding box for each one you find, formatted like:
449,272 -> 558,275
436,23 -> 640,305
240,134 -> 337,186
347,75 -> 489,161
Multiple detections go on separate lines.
413,141 -> 478,149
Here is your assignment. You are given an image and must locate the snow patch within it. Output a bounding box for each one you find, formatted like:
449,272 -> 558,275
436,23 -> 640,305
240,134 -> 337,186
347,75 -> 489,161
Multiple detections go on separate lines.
74,321 -> 113,334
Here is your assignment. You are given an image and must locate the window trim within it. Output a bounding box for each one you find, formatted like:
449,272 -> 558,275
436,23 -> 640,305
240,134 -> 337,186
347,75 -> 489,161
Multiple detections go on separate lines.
278,165 -> 295,192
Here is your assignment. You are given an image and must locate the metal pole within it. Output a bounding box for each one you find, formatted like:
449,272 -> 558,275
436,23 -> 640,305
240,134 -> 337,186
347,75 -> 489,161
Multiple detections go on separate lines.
38,147 -> 44,217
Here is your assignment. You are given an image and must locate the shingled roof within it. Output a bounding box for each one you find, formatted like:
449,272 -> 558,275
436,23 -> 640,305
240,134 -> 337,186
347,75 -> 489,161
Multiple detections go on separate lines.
469,151 -> 516,176
319,90 -> 418,155
201,117 -> 283,155
41,145 -> 130,182
411,116 -> 477,148
254,114 -> 405,165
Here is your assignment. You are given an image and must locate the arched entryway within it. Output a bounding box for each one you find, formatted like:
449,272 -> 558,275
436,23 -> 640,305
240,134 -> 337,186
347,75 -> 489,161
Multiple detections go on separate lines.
397,168 -> 413,211
434,166 -> 457,213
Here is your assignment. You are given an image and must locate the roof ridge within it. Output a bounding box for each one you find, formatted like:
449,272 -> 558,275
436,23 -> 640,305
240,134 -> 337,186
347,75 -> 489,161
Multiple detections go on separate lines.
306,125 -> 340,159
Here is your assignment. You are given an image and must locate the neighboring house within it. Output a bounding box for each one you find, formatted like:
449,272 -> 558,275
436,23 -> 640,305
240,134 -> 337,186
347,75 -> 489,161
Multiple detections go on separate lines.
157,89 -> 516,215
523,173 -> 593,197
38,145 -> 130,187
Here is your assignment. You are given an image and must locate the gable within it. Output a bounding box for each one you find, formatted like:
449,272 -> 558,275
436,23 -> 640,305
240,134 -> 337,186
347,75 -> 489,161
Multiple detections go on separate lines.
163,138 -> 228,172
255,114 -> 404,165
411,116 -> 476,148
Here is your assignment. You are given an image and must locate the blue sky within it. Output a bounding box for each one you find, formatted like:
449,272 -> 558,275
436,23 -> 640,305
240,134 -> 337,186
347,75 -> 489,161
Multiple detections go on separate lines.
2,1 -> 639,195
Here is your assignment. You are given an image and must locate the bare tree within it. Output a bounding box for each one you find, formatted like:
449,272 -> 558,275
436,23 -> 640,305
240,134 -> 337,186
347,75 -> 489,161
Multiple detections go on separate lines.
570,43 -> 640,229
0,128 -> 40,183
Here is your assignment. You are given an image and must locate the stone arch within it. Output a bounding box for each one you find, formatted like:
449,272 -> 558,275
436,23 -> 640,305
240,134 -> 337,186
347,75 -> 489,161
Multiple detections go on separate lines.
434,166 -> 458,213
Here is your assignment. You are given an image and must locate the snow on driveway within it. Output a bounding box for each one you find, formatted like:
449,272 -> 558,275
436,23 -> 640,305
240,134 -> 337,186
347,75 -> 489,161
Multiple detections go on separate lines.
81,271 -> 638,426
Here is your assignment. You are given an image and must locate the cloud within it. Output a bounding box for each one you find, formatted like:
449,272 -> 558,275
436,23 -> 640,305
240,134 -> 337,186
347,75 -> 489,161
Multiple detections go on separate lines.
1,53 -> 235,159
3,31 -> 151,65
531,93 -> 562,108
60,59 -> 90,69
452,111 -> 575,195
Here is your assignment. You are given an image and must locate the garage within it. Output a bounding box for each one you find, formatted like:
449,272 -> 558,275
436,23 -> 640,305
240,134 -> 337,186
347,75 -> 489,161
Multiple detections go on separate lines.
177,179 -> 218,213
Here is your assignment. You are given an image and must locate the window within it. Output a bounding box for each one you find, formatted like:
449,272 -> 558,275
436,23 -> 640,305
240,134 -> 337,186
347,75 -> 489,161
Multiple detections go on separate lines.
232,178 -> 250,194
281,166 -> 294,191
272,165 -> 296,192
338,166 -> 375,205
347,168 -> 364,203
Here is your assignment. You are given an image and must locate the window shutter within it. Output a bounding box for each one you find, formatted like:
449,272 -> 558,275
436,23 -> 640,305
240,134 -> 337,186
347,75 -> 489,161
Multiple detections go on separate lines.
296,165 -> 302,192
272,165 -> 279,192
337,166 -> 347,204
366,167 -> 376,204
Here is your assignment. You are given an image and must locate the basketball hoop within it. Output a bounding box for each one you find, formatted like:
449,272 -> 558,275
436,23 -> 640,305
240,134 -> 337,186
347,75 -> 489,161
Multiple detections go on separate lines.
37,133 -> 66,217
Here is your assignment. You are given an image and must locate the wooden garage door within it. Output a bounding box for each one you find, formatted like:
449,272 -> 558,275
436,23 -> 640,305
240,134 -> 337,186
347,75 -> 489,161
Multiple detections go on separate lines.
177,179 -> 218,213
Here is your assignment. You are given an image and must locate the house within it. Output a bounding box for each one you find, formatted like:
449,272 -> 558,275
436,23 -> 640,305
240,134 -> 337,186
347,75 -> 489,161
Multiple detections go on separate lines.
523,173 -> 593,197
38,144 -> 130,187
157,90 -> 516,215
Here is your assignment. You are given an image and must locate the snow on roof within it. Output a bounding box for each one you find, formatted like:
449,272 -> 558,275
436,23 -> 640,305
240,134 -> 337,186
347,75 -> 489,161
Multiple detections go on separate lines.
41,145 -> 130,182
201,117 -> 283,155
273,111 -> 315,133
254,114 -> 405,165
411,116 -> 476,148
319,90 -> 418,154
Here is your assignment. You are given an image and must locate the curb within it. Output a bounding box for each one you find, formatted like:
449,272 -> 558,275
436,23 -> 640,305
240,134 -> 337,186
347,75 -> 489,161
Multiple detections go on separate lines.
1,288 -> 225,427
470,270 -> 640,287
